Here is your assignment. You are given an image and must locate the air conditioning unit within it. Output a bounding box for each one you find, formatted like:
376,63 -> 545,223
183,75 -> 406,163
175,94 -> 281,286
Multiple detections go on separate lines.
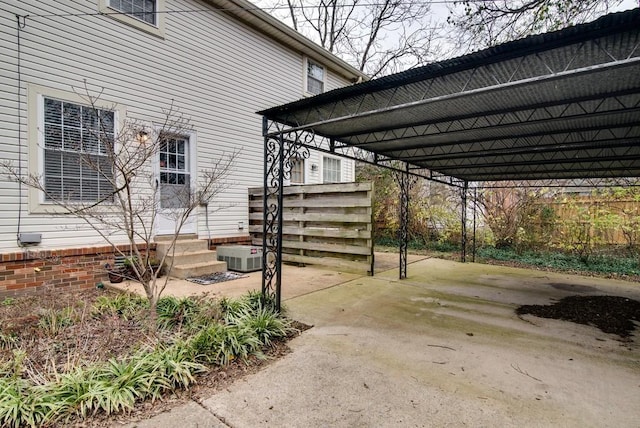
216,245 -> 263,273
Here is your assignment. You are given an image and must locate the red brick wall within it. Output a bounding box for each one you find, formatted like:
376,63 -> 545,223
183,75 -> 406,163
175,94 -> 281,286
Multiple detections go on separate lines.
208,235 -> 252,250
0,244 -> 154,298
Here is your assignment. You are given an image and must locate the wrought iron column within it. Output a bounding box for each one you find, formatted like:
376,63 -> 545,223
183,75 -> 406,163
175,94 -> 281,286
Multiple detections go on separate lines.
261,120 -> 285,311
461,181 -> 468,263
399,167 -> 409,279
472,186 -> 477,263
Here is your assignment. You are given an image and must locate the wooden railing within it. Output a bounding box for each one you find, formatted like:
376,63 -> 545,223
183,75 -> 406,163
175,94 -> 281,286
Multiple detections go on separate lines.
249,182 -> 374,274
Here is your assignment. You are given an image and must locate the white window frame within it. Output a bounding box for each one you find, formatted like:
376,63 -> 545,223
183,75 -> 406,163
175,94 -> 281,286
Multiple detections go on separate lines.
322,155 -> 342,183
289,157 -> 305,184
157,132 -> 194,209
28,84 -> 125,214
98,0 -> 165,38
304,58 -> 325,96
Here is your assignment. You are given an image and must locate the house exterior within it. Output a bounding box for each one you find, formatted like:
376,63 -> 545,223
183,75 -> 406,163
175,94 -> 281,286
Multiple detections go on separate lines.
0,0 -> 367,295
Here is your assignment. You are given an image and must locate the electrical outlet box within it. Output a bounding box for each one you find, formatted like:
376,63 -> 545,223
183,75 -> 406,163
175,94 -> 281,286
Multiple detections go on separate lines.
18,233 -> 42,244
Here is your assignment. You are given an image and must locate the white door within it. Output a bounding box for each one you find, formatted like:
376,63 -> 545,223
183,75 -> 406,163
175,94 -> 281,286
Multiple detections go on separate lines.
155,134 -> 197,236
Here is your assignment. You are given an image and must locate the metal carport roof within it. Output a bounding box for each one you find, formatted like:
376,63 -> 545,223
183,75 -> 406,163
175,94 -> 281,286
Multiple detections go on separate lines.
259,9 -> 640,185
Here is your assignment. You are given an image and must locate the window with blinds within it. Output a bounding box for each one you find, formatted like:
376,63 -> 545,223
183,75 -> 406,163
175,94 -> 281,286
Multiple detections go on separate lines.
43,97 -> 114,202
307,60 -> 325,95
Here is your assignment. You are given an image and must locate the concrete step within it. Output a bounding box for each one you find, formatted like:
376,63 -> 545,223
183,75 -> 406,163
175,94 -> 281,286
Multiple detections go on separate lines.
170,260 -> 228,279
164,250 -> 219,267
156,239 -> 208,258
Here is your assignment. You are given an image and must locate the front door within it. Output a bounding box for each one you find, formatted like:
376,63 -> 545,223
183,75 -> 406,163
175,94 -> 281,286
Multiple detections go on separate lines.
155,134 -> 196,236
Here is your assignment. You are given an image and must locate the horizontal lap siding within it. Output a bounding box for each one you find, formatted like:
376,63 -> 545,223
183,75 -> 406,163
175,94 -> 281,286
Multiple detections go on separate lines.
0,0 -> 353,252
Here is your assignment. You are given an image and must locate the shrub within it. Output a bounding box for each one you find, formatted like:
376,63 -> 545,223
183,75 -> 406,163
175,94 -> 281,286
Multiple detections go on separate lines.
232,306 -> 294,347
156,296 -> 199,330
92,294 -> 148,320
38,307 -> 77,336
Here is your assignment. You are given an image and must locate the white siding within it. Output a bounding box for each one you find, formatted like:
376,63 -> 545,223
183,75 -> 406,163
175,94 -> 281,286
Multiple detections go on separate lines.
0,0 -> 356,252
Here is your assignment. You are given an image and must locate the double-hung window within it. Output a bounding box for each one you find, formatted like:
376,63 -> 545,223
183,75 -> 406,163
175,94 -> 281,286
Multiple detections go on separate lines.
306,60 -> 325,95
42,97 -> 115,202
322,156 -> 341,183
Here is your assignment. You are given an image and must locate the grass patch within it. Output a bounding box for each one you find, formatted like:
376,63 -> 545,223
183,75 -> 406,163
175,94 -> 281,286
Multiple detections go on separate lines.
0,289 -> 298,427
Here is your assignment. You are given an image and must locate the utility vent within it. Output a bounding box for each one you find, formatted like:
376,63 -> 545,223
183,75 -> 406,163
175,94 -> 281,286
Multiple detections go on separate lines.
216,245 -> 263,273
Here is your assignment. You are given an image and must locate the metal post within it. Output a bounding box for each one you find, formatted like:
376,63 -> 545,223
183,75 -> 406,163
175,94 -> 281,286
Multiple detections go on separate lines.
399,166 -> 409,279
274,135 -> 285,310
261,118 -> 285,311
472,186 -> 477,263
461,181 -> 468,263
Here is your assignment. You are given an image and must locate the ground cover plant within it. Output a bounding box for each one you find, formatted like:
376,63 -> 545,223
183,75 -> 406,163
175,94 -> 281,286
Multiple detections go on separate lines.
0,288 -> 300,427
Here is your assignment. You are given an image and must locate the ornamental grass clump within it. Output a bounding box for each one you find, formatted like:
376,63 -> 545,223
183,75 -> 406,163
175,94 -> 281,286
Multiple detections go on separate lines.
0,291 -> 296,427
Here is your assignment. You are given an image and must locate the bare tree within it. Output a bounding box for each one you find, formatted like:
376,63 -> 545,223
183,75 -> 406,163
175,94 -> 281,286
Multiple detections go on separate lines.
256,0 -> 442,77
2,82 -> 236,311
447,0 -> 626,49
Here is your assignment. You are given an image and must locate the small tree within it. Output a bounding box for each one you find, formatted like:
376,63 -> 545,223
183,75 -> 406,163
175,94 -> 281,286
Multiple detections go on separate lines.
3,83 -> 236,311
476,185 -> 555,251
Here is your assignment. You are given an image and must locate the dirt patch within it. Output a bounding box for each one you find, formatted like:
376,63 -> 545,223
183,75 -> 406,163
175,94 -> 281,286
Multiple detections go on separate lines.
516,295 -> 640,338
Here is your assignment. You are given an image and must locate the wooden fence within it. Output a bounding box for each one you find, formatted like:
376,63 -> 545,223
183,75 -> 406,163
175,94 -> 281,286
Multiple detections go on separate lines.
533,197 -> 640,247
249,182 -> 375,274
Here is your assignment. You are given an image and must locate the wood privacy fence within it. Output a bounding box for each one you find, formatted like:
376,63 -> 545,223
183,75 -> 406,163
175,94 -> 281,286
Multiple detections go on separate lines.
533,197 -> 640,246
249,182 -> 375,274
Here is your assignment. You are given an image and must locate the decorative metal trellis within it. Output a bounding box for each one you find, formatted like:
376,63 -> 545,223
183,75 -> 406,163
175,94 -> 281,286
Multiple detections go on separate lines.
260,10 -> 640,310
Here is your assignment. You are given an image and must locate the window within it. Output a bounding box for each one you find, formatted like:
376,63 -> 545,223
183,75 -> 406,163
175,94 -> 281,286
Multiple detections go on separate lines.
109,0 -> 156,25
42,97 -> 115,202
290,158 -> 305,184
98,0 -> 165,37
323,156 -> 341,183
158,135 -> 190,208
307,60 -> 325,95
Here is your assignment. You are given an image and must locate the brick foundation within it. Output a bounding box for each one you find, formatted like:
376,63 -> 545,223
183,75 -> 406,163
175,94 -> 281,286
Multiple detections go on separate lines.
0,244 -> 154,298
208,235 -> 252,250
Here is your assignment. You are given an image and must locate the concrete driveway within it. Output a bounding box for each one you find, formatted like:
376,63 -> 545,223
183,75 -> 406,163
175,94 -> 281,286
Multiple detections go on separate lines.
124,257 -> 640,428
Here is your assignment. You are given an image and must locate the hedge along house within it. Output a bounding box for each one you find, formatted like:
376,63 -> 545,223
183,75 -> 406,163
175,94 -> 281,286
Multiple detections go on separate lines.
0,0 -> 367,296
259,9 -> 640,310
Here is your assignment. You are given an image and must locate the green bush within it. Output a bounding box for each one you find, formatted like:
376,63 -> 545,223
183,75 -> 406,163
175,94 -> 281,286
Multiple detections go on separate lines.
92,294 -> 148,320
156,296 -> 199,330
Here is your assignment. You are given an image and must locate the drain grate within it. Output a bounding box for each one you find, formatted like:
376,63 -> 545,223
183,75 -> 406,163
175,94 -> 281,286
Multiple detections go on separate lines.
186,271 -> 247,285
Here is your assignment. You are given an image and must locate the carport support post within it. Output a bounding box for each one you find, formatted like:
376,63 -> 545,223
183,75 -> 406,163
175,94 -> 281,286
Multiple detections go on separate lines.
399,166 -> 409,279
461,181 -> 468,263
472,186 -> 477,263
261,119 -> 285,311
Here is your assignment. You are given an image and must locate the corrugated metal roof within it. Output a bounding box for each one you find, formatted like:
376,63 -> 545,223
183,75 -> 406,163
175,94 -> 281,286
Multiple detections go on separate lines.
259,9 -> 640,183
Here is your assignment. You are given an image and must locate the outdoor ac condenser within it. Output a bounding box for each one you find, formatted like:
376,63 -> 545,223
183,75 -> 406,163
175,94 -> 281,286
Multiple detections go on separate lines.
216,245 -> 263,273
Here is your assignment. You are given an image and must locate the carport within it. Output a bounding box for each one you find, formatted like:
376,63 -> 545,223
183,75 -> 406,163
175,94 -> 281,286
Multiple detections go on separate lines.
258,9 -> 640,310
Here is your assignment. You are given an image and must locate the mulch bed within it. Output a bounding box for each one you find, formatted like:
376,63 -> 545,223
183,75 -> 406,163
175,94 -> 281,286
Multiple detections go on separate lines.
516,295 -> 640,338
0,288 -> 311,427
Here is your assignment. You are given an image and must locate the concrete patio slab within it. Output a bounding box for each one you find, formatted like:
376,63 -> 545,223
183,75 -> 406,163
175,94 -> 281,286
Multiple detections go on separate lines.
120,257 -> 640,428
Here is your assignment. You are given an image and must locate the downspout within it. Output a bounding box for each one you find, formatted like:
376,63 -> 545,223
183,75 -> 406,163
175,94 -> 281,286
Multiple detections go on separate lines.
15,15 -> 27,247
